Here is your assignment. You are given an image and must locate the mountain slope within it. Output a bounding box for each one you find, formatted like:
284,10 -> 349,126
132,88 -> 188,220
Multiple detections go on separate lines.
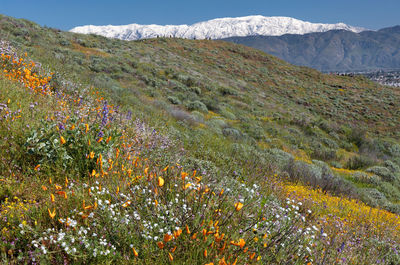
224,26 -> 400,71
70,15 -> 365,40
1,14 -> 400,264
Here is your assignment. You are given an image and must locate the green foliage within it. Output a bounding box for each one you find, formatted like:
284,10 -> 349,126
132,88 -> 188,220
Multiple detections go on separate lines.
185,100 -> 208,112
346,155 -> 375,170
167,96 -> 181,105
366,166 -> 398,183
24,119 -> 120,178
359,188 -> 388,208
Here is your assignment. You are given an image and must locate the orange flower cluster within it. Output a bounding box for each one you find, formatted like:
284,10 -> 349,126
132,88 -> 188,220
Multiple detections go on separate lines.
1,52 -> 53,95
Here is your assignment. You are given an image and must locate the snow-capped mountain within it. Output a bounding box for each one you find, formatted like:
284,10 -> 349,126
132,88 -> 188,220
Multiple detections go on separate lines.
70,15 -> 366,41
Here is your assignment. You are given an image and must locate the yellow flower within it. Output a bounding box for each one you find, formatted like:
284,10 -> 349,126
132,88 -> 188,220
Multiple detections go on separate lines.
234,202 -> 243,211
60,136 -> 66,145
48,208 -> 56,219
158,177 -> 165,187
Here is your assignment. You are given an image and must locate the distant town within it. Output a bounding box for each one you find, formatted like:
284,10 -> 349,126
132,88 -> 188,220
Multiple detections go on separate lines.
334,70 -> 400,87
363,70 -> 400,87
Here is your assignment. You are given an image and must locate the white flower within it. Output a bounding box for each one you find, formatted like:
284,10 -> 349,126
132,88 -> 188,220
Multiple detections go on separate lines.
41,246 -> 47,254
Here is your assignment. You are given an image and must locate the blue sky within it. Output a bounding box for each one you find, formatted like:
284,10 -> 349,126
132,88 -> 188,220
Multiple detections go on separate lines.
1,0 -> 399,30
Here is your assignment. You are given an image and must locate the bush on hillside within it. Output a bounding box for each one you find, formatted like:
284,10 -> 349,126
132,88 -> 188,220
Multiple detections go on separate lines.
366,166 -> 397,182
186,100 -> 208,113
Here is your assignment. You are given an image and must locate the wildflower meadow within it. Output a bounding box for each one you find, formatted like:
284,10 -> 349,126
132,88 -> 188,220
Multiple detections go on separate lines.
0,30 -> 400,265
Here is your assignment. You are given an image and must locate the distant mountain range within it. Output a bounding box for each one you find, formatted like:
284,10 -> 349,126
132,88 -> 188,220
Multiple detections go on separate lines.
223,26 -> 400,72
70,16 -> 400,72
70,15 -> 365,40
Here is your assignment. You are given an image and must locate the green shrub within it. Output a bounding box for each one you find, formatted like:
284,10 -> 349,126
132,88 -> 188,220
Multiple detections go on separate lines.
190,111 -> 204,123
330,161 -> 342,168
311,146 -> 337,161
352,171 -> 381,185
167,96 -> 181,105
359,188 -> 388,208
378,182 -> 400,201
266,149 -> 294,170
219,86 -> 238,96
348,127 -> 367,147
190,86 -> 201,95
346,155 -> 375,170
222,127 -> 242,139
384,160 -> 400,173
220,108 -> 236,120
366,166 -> 397,182
24,119 -> 119,178
202,98 -> 220,112
186,100 -> 208,113
205,118 -> 227,134
321,137 -> 339,149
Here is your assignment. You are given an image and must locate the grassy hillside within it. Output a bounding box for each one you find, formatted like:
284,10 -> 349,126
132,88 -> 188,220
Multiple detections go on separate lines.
1,14 -> 400,264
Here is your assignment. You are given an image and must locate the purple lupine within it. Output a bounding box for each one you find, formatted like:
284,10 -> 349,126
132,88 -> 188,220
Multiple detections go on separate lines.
338,242 -> 345,253
101,101 -> 109,127
126,110 -> 132,120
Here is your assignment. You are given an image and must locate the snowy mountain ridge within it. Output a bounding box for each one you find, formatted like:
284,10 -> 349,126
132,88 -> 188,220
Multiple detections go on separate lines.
69,15 -> 366,41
